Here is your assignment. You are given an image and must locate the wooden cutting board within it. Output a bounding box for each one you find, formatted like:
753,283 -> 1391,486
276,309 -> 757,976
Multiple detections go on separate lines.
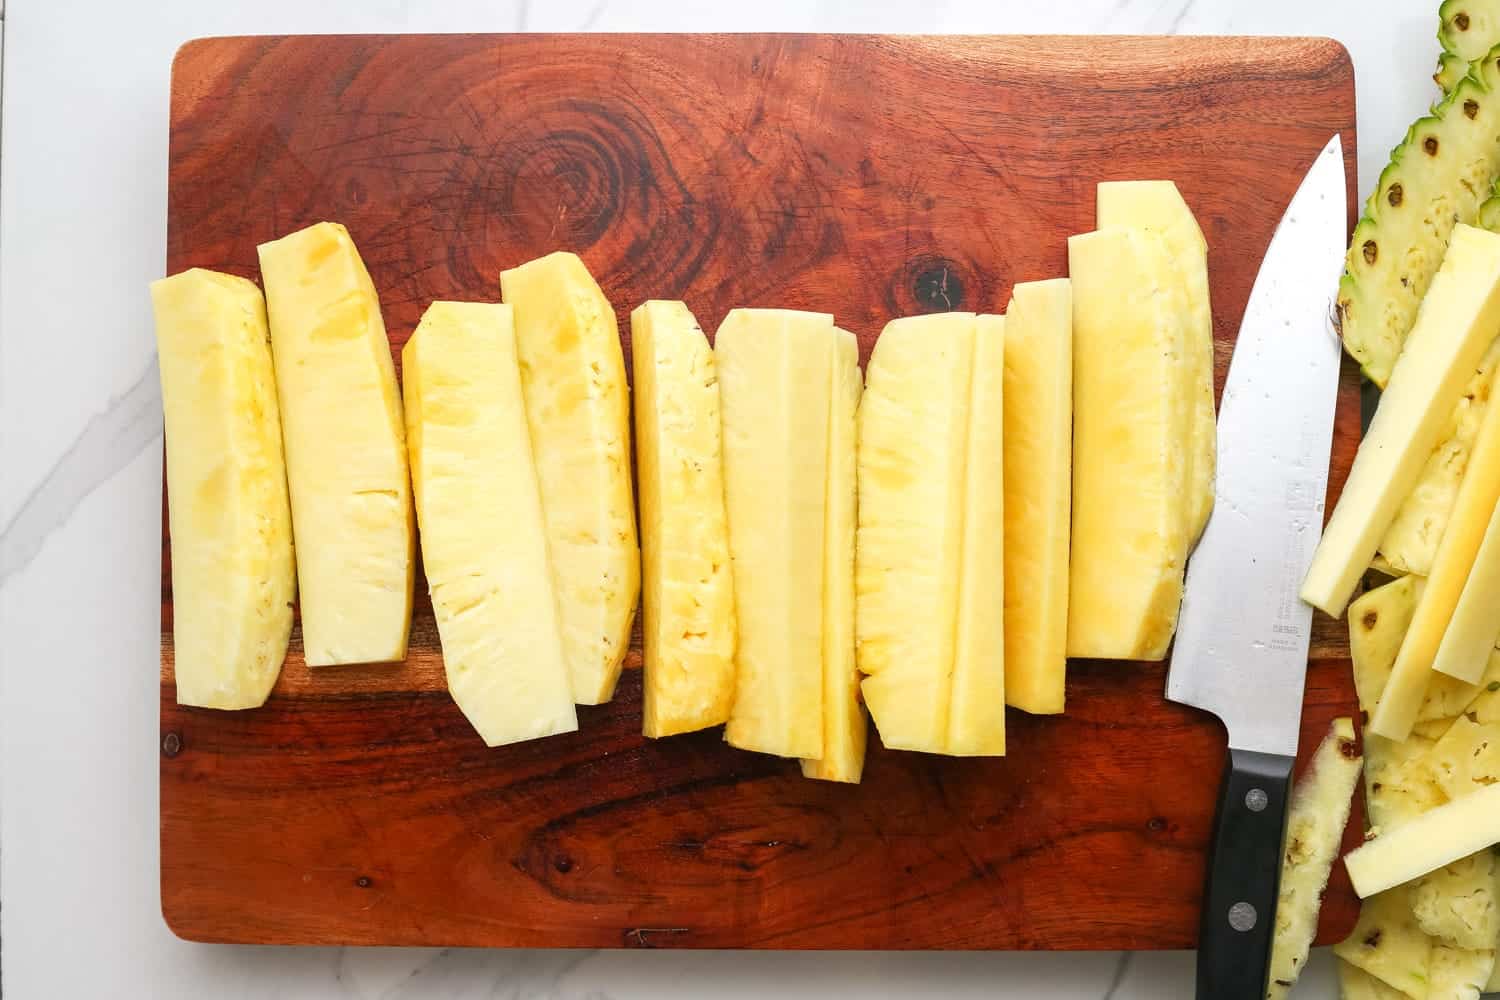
160,33 -> 1363,949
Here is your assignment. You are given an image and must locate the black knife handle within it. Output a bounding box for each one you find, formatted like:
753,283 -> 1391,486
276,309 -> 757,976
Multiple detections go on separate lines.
1196,747 -> 1295,1000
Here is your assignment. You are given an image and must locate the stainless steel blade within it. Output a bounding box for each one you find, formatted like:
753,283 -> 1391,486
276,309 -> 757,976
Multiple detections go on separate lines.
1165,134 -> 1347,757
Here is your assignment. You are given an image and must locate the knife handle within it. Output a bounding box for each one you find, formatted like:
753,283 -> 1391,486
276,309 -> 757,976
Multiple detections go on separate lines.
1196,747 -> 1295,1000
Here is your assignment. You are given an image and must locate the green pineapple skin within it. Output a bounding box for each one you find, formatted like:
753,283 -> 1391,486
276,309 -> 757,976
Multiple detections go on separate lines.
1441,0 -> 1500,62
1438,51 -> 1471,94
1480,180 -> 1500,231
1267,718 -> 1363,999
1338,46 -> 1500,388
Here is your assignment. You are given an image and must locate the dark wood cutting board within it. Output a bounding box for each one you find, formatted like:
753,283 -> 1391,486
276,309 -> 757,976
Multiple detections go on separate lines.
160,33 -> 1363,949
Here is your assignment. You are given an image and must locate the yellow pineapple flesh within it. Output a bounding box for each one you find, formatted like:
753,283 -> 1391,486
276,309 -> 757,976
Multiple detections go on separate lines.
947,314 -> 1006,756
801,328 -> 868,782
257,222 -> 413,667
152,268 -> 295,709
631,300 -> 736,738
857,313 -> 974,753
1066,226 -> 1192,660
500,252 -> 640,705
402,302 -> 577,746
1001,278 -> 1072,715
718,309 -> 834,759
1095,181 -> 1216,545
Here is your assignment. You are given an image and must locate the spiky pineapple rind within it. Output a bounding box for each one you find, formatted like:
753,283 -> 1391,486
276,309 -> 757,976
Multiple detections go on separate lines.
1338,46 -> 1500,388
1438,51 -> 1471,94
1441,0 -> 1500,61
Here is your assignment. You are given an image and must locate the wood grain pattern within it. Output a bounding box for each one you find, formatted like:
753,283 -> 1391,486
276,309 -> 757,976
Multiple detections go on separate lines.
161,33 -> 1362,949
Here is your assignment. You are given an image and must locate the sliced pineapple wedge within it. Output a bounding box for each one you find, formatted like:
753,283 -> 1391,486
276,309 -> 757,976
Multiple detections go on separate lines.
801,328 -> 868,782
152,269 -> 295,709
403,302 -> 577,747
258,222 -> 413,667
1002,279 -> 1072,715
718,309 -> 836,760
857,312 -> 1005,756
858,313 -> 971,752
500,252 -> 640,706
631,301 -> 736,738
1096,181 -> 1216,545
1066,226 -> 1192,660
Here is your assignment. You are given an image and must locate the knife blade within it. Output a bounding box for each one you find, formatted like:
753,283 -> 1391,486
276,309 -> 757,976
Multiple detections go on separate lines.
1164,133 -> 1347,1000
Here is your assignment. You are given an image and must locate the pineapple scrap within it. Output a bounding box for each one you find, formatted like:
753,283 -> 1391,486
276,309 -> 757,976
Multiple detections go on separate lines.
1268,717 -> 1363,999
1344,959 -> 1410,1000
1364,733 -> 1443,835
1425,939 -> 1496,1000
1421,715 -> 1500,801
1337,959 -> 1409,999
1411,851 -> 1499,951
1334,886 -> 1434,998
1349,575 -> 1480,728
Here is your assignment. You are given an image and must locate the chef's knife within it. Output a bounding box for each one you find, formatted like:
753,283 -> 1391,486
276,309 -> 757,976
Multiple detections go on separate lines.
1165,133 -> 1348,1000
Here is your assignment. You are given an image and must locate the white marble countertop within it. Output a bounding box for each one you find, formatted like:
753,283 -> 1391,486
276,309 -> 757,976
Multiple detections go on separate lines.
0,0 -> 1445,996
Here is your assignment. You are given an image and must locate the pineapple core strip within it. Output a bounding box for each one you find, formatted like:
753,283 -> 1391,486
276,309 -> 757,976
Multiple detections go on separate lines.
1096,181 -> 1217,546
802,328 -> 867,782
1433,494 -> 1500,685
631,301 -> 736,738
719,309 -> 834,759
1345,782 -> 1500,898
856,312 -> 1008,756
500,252 -> 640,706
402,302 -> 577,747
947,315 -> 1007,756
1372,381 -> 1500,738
258,222 -> 413,667
1066,227 -> 1192,661
1303,224 -> 1500,619
1002,279 -> 1072,714
152,269 -> 294,709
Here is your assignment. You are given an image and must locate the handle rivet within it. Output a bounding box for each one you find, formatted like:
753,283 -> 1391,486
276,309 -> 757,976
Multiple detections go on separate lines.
1228,902 -> 1257,932
1245,788 -> 1269,812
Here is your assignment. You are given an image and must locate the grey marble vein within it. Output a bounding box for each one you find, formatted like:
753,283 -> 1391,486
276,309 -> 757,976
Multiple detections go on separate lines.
376,949 -> 600,1000
1101,952 -> 1133,1000
580,0 -> 609,31
1163,0 -> 1195,35
0,357 -> 161,583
